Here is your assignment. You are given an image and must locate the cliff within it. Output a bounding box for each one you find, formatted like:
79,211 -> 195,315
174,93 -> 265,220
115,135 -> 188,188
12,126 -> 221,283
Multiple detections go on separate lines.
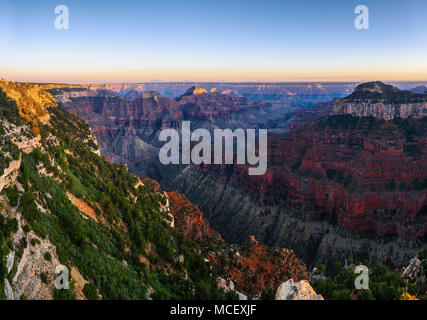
333,82 -> 427,120
167,113 -> 426,268
0,80 -> 57,135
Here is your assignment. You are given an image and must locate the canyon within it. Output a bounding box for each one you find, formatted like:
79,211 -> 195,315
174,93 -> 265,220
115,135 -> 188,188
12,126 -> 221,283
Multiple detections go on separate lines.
48,81 -> 427,270
0,80 -> 312,300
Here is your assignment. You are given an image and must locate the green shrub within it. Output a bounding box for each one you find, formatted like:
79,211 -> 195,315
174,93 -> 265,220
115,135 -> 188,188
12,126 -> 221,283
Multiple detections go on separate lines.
40,272 -> 48,284
44,252 -> 52,262
5,187 -> 19,207
83,283 -> 98,300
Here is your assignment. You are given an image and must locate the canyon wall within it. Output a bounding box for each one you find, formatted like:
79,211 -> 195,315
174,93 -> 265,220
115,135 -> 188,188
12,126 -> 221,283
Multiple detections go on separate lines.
52,82 -> 427,269
333,81 -> 427,120
166,115 -> 427,268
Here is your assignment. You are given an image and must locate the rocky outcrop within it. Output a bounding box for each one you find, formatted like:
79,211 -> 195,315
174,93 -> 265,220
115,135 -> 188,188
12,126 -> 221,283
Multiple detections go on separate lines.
4,279 -> 14,300
225,236 -> 309,297
333,82 -> 427,120
403,256 -> 424,282
1,189 -> 88,301
402,250 -> 426,291
0,156 -> 21,193
66,192 -> 102,223
216,278 -> 248,300
167,191 -> 220,241
179,86 -> 208,97
12,232 -> 61,300
12,136 -> 40,154
275,279 -> 323,300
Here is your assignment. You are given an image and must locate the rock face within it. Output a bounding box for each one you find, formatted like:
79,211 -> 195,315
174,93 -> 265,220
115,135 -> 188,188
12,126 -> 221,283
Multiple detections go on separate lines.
0,157 -> 21,193
167,114 -> 426,268
0,119 -> 41,193
402,251 -> 426,289
4,279 -> 14,300
216,278 -> 247,300
0,190 -> 88,300
275,279 -> 323,300
333,82 -> 427,120
12,232 -> 62,300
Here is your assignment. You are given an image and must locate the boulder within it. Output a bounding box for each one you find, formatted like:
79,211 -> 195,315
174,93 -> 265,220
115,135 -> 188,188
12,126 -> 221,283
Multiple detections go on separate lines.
275,279 -> 323,300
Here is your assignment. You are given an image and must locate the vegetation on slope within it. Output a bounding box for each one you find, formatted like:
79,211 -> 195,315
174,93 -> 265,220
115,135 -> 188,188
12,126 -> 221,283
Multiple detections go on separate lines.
0,87 -> 232,300
313,253 -> 427,300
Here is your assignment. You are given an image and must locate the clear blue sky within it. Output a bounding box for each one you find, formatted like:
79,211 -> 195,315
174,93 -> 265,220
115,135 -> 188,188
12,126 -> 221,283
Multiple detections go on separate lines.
0,0 -> 426,82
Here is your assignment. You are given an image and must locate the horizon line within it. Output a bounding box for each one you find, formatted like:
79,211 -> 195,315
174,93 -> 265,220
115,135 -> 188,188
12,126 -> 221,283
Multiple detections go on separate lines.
4,79 -> 427,85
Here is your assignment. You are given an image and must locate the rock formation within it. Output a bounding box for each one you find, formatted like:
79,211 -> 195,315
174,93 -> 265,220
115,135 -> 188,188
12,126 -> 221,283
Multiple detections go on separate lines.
333,82 -> 427,120
0,157 -> 21,193
275,279 -> 323,300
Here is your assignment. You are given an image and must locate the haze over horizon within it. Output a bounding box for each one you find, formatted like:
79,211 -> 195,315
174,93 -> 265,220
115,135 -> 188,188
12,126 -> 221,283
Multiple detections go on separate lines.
1,0 -> 426,83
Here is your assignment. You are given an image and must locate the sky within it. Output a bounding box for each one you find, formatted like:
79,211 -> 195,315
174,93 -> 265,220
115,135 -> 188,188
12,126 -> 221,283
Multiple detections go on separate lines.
0,0 -> 426,83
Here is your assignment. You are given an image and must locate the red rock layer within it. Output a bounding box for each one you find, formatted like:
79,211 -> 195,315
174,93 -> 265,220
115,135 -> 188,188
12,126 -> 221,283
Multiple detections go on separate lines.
202,116 -> 427,240
226,236 -> 309,296
167,191 -> 221,241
